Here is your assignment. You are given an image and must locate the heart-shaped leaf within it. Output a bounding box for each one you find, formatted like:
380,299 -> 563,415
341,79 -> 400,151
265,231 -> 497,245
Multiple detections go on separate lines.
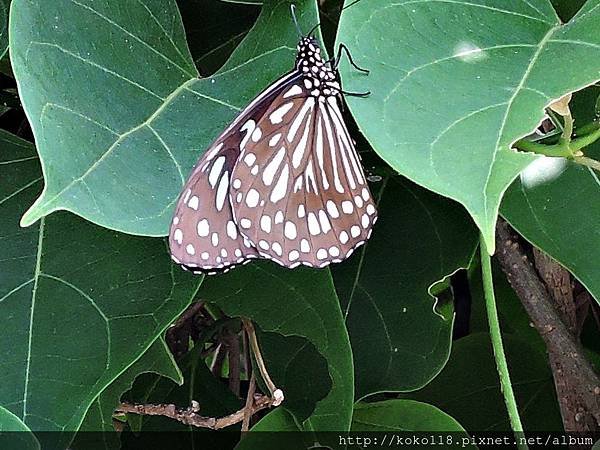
337,0 -> 600,251
199,262 -> 354,432
333,175 -> 478,398
0,130 -> 200,447
12,0 -> 319,236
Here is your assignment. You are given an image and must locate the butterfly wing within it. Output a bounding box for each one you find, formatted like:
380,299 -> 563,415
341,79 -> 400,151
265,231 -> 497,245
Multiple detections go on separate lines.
230,81 -> 377,268
168,72 -> 303,273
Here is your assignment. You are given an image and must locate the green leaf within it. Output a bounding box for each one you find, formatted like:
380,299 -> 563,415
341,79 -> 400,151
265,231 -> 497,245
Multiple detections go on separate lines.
0,406 -> 40,450
12,0 -> 319,236
176,0 -> 259,75
258,331 -> 332,422
0,0 -> 9,59
0,406 -> 41,450
337,0 -> 600,251
72,338 -> 182,450
406,333 -> 563,432
235,409 -> 308,450
501,86 -> 600,306
121,344 -> 242,437
352,400 -> 472,438
199,262 -> 354,432
0,130 -> 200,443
333,176 -> 477,398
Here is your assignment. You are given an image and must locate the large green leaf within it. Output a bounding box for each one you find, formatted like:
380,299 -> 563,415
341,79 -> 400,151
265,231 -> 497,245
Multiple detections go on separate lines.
337,0 -> 600,251
0,130 -> 200,443
333,175 -> 478,398
199,262 -> 354,432
0,406 -> 40,450
407,333 -> 563,432
72,338 -> 182,450
12,0 -> 319,236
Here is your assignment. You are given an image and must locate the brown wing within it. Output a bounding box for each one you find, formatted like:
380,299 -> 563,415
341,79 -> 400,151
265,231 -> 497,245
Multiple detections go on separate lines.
168,72 -> 303,273
168,141 -> 258,273
230,86 -> 377,268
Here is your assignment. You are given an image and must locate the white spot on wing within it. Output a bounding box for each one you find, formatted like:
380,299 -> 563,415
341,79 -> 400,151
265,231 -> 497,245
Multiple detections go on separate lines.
284,221 -> 297,240
209,156 -> 226,187
283,85 -> 303,98
215,172 -> 229,211
270,164 -> 290,203
270,102 -> 294,124
246,188 -> 260,208
188,195 -> 199,210
197,219 -> 209,237
263,147 -> 286,186
226,221 -> 237,239
308,212 -> 320,235
174,229 -> 183,244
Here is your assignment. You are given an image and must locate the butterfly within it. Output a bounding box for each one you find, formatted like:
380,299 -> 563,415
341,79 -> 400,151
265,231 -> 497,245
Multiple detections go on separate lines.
169,6 -> 377,275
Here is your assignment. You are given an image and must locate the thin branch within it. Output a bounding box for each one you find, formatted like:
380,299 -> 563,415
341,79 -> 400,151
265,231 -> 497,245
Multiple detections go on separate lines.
495,219 -> 600,432
226,330 -> 241,397
166,301 -> 206,358
117,393 -> 275,430
241,373 -> 257,433
242,319 -> 284,406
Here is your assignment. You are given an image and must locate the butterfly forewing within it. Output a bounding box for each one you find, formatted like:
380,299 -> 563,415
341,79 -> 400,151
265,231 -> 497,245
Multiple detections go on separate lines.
168,71 -> 304,272
230,77 -> 377,268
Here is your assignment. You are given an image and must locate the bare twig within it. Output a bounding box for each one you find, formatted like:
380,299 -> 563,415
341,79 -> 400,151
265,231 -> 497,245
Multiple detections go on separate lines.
117,393 -> 275,430
495,219 -> 600,432
241,374 -> 257,433
226,331 -> 241,397
242,319 -> 284,406
166,301 -> 206,359
532,249 -> 577,334
210,342 -> 227,376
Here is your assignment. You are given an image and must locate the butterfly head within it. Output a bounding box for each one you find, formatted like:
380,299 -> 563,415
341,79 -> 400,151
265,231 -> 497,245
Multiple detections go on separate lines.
295,37 -> 339,97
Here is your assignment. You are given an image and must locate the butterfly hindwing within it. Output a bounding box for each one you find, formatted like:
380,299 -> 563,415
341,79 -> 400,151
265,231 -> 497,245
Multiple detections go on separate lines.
168,140 -> 258,273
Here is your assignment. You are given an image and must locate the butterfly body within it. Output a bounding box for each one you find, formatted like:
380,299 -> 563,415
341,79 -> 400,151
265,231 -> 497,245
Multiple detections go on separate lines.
169,35 -> 376,274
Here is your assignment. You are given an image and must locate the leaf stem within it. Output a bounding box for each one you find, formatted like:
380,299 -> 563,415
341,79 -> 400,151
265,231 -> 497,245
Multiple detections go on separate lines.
512,138 -> 571,157
480,235 -> 528,450
242,319 -> 284,406
573,155 -> 600,172
570,125 -> 600,152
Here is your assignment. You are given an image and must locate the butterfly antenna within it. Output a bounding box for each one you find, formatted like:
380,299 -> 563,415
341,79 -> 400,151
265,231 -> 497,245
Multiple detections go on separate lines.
290,4 -> 303,38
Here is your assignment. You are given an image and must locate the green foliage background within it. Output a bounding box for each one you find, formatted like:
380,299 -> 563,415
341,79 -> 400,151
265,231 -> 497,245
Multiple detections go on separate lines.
0,0 -> 599,448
